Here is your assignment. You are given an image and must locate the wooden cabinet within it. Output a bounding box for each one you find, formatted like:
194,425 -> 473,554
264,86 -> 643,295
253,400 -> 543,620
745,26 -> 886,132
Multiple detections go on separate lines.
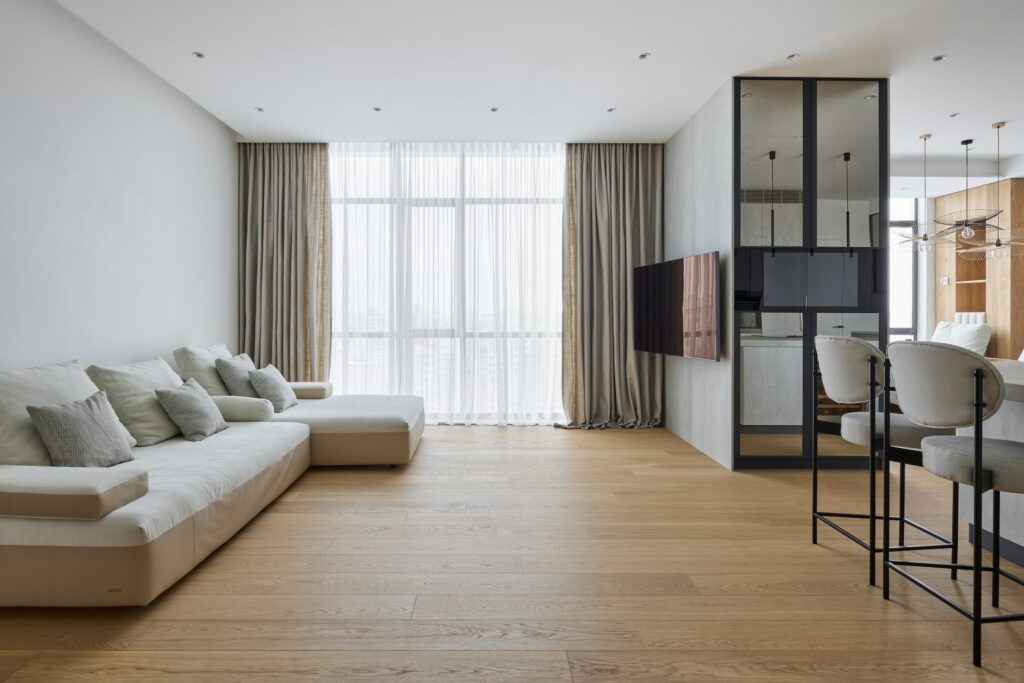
934,178 -> 1024,359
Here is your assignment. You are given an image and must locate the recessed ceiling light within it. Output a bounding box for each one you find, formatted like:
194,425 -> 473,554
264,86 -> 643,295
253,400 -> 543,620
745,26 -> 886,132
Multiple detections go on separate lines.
372,106 -> 382,112
606,107 -> 617,113
949,112 -> 960,118
638,52 -> 652,60
785,53 -> 800,60
490,106 -> 499,112
254,107 -> 264,112
191,51 -> 205,59
864,94 -> 877,100
932,54 -> 947,62
740,91 -> 752,98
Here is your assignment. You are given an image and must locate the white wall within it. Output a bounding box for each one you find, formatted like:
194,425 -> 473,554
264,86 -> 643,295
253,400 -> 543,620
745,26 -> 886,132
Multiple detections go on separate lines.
0,0 -> 237,370
663,82 -> 734,470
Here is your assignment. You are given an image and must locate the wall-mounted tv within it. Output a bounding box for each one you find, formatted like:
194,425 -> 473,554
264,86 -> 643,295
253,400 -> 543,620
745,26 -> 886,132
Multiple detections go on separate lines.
633,251 -> 720,361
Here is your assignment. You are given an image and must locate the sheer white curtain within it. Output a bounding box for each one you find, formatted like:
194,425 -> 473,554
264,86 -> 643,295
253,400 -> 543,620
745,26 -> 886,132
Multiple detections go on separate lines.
328,142 -> 566,425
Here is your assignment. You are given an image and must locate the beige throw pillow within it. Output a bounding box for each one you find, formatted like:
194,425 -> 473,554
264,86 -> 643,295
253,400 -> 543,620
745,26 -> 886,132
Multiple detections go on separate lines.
172,343 -> 232,396
86,358 -> 184,446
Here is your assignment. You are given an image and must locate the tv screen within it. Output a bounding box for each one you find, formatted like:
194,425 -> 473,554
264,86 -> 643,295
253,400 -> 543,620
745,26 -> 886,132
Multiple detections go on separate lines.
633,251 -> 720,361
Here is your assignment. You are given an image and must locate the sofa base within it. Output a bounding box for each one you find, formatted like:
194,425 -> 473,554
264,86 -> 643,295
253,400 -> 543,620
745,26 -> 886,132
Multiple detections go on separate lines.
309,413 -> 424,466
0,437 -> 309,607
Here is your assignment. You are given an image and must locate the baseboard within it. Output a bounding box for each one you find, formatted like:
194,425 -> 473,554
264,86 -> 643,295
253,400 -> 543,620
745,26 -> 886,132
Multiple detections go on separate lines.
969,524 -> 1024,568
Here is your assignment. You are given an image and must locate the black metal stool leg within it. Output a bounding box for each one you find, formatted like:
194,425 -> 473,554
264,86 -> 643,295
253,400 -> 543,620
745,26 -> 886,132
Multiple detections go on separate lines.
898,462 -> 906,546
882,359 -> 892,600
951,482 -> 959,581
811,351 -> 819,545
993,490 -> 1001,608
868,358 -> 877,587
971,370 -> 984,668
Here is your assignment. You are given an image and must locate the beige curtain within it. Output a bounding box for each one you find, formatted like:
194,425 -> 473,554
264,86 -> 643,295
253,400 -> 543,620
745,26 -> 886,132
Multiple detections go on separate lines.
562,143 -> 663,427
238,143 -> 332,382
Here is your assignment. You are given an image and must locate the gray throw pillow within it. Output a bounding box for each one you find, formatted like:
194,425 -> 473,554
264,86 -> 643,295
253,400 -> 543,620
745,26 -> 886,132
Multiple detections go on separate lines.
26,391 -> 135,467
155,378 -> 229,442
249,365 -> 298,413
215,354 -> 259,397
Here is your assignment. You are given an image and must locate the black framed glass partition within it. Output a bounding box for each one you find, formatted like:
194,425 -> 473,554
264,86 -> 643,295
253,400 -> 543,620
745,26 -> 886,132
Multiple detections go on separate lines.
733,77 -> 889,468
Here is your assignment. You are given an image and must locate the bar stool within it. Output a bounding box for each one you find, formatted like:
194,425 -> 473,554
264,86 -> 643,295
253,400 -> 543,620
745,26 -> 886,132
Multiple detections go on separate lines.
884,340 -> 1024,667
812,336 -> 955,586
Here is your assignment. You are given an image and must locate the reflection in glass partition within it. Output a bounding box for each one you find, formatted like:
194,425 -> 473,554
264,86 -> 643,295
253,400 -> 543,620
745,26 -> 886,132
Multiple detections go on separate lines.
738,312 -> 804,457
739,80 -> 803,247
816,81 -> 880,248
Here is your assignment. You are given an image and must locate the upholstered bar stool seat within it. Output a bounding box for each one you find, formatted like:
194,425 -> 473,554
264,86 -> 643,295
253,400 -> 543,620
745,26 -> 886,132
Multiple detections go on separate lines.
841,412 -> 954,449
922,436 -> 1024,493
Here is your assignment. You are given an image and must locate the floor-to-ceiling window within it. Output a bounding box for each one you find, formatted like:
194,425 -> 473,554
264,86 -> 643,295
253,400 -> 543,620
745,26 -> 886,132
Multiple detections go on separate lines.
328,143 -> 566,425
889,197 -> 919,341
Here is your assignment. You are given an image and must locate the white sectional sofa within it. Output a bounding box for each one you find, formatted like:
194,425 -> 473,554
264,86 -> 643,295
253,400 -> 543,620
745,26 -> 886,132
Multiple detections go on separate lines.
0,350 -> 425,607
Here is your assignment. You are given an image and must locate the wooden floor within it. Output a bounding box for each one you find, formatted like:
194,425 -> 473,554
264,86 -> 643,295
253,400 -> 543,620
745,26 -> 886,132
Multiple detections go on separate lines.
2,426 -> 1023,681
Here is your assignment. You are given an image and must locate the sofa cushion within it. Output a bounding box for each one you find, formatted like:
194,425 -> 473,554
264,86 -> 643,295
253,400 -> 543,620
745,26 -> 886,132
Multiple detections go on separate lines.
249,365 -> 298,413
0,421 -> 310,547
26,391 -> 135,467
87,358 -> 184,446
0,361 -> 105,466
0,466 -> 148,519
271,394 -> 423,434
289,382 -> 334,399
215,354 -> 259,398
931,321 -> 993,356
155,379 -> 229,442
172,343 -> 232,396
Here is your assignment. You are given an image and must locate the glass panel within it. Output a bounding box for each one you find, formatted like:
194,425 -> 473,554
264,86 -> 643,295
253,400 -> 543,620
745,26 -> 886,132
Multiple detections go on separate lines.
815,313 -> 881,456
888,227 -> 915,329
890,197 -> 916,222
816,81 -> 880,247
739,80 -> 804,247
738,312 -> 804,457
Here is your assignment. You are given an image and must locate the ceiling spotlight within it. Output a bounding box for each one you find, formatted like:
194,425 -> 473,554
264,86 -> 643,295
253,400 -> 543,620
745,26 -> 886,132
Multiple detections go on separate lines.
490,106 -> 499,112
191,51 -> 205,59
932,54 -> 947,62
606,107 -> 617,113
949,112 -> 960,118
864,94 -> 877,100
254,107 -> 264,112
785,53 -> 800,60
638,52 -> 652,60
372,106 -> 382,112
740,91 -> 752,98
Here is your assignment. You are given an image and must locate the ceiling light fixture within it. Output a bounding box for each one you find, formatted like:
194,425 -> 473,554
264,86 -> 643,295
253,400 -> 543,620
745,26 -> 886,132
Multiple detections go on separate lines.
254,107 -> 264,112
191,51 -> 205,59
949,112 -> 960,118
372,106 -> 381,112
638,52 -> 652,60
785,53 -> 800,60
864,94 -> 877,100
740,91 -> 752,98
932,54 -> 947,62
490,107 -> 499,112
606,107 -> 617,113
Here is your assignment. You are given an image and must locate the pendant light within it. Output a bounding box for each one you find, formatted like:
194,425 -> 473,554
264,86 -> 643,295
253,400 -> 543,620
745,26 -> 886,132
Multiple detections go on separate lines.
769,150 -> 777,249
843,152 -> 851,249
957,122 -> 1023,260
936,138 -> 1002,238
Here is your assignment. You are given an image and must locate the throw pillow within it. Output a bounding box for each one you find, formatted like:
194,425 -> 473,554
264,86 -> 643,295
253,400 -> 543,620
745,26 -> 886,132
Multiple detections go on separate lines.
86,358 -> 184,446
172,343 -> 232,396
155,378 -> 229,442
26,391 -> 135,467
249,364 -> 298,412
215,354 -> 260,397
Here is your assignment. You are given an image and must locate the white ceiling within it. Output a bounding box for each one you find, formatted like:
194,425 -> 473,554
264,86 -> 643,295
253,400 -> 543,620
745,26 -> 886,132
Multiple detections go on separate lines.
58,0 -> 1024,191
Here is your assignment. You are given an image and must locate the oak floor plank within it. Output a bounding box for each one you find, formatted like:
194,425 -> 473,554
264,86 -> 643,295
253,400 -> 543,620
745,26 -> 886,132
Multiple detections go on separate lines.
0,653 -> 36,682
566,650 -> 1019,682
8,650 -> 574,682
127,620 -> 647,651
